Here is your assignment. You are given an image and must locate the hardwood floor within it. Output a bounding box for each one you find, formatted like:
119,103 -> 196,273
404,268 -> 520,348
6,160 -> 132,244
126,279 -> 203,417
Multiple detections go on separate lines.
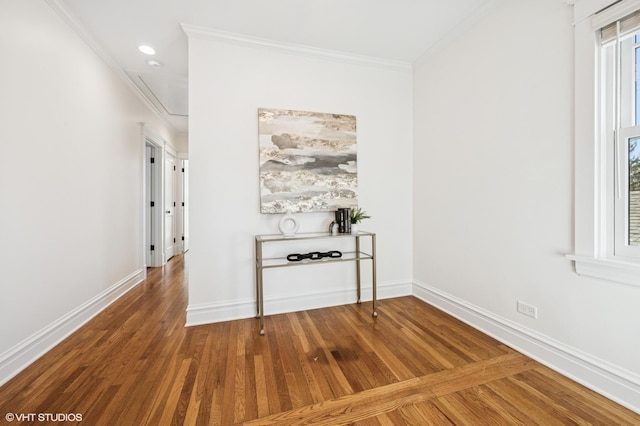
1,254 -> 638,425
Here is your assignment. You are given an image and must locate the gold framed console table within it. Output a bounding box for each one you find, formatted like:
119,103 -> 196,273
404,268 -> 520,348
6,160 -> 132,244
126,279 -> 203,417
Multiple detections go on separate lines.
254,231 -> 377,335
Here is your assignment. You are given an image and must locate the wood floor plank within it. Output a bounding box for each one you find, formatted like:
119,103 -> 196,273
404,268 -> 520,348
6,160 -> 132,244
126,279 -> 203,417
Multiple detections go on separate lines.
220,321 -> 240,425
0,254 -> 638,425
252,355 -> 269,418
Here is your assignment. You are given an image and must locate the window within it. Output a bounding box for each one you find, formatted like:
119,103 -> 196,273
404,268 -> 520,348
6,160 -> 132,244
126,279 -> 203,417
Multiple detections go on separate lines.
569,0 -> 640,286
600,20 -> 640,259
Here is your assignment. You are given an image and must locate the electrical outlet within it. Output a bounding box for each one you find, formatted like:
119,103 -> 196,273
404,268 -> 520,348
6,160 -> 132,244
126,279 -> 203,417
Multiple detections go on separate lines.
517,301 -> 538,319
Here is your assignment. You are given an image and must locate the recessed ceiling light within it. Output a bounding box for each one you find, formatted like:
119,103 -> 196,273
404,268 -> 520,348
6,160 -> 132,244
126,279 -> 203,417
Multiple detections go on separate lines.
138,45 -> 155,55
147,60 -> 162,67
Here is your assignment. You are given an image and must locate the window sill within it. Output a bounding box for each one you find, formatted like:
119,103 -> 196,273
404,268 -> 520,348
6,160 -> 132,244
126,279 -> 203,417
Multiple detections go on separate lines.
566,255 -> 640,287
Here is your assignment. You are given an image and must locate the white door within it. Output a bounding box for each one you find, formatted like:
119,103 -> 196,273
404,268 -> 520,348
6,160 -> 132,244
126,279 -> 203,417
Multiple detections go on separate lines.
145,141 -> 163,267
164,154 -> 176,261
145,145 -> 153,266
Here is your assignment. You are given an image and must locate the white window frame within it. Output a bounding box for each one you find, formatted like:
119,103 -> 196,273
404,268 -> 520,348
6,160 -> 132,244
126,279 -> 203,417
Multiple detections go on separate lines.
567,0 -> 640,287
615,127 -> 640,257
602,30 -> 640,259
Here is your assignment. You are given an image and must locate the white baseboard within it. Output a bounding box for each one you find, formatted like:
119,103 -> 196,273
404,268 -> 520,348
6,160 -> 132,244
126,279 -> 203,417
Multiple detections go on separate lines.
0,267 -> 146,387
412,280 -> 640,414
185,281 -> 412,327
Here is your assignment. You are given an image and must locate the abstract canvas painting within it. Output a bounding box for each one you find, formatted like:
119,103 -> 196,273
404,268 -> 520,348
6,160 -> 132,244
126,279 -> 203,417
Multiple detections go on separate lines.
258,108 -> 358,213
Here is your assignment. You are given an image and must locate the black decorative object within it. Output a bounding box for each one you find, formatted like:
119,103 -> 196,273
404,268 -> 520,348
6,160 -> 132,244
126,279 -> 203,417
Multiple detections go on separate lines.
335,208 -> 351,233
287,251 -> 343,262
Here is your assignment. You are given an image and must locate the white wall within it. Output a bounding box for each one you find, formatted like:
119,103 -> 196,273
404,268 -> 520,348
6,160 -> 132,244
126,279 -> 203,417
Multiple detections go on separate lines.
413,0 -> 640,410
0,0 -> 176,384
186,35 -> 413,324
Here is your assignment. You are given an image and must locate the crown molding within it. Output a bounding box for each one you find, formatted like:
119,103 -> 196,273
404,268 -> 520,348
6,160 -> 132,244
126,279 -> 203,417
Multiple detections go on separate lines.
181,24 -> 412,72
43,0 -> 178,136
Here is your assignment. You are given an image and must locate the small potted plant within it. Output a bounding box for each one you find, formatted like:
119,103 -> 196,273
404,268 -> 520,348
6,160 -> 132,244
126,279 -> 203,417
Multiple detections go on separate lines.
350,207 -> 371,234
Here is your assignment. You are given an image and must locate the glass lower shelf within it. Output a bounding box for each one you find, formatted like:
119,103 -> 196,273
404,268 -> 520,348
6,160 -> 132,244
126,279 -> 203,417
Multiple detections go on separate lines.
259,251 -> 373,269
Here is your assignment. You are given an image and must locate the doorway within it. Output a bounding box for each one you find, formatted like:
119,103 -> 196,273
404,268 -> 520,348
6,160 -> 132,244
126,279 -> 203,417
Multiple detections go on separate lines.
145,138 -> 163,267
143,126 -> 188,268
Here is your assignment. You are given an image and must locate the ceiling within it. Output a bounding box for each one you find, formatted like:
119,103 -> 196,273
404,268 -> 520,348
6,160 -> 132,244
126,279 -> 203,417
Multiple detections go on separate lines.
56,0 -> 495,135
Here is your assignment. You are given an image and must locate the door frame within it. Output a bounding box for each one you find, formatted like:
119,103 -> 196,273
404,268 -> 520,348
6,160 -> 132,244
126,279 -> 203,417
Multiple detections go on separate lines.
163,151 -> 177,263
142,125 -> 166,268
178,157 -> 189,253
